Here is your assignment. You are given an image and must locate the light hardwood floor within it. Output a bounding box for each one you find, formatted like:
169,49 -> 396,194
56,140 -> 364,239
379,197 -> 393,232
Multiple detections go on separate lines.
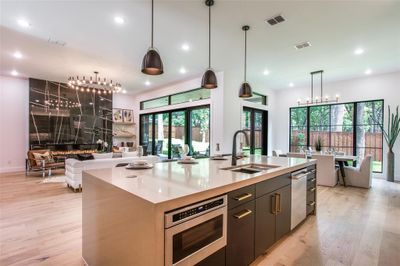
1,172 -> 399,266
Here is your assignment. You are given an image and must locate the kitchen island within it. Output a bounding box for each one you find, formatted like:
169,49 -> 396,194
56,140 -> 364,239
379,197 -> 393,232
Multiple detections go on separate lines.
82,156 -> 316,266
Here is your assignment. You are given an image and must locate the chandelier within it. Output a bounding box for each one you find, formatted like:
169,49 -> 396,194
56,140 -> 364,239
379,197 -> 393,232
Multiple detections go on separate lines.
297,70 -> 339,106
67,71 -> 122,94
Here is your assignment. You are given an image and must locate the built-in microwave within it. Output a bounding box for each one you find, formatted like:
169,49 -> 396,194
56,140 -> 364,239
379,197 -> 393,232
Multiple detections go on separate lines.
164,195 -> 227,266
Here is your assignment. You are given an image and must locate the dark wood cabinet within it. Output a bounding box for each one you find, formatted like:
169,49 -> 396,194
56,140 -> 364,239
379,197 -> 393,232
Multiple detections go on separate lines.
255,184 -> 291,257
254,191 -> 276,257
226,201 -> 255,266
275,185 -> 291,241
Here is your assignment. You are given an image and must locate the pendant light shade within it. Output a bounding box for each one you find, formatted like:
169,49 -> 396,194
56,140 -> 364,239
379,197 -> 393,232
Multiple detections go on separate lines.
239,25 -> 253,98
201,0 -> 217,89
202,69 -> 218,89
238,82 -> 253,98
141,48 -> 163,75
141,0 -> 164,75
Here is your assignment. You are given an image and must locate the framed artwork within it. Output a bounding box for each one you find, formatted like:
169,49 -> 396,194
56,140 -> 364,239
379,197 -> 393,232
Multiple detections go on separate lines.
113,108 -> 123,123
123,109 -> 134,123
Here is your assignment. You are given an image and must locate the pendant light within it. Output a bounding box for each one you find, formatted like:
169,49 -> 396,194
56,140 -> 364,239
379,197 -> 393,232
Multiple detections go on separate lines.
238,25 -> 253,98
141,0 -> 164,75
201,0 -> 217,89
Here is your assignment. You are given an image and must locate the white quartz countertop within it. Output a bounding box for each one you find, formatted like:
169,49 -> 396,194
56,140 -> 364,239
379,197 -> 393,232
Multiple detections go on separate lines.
84,156 -> 315,207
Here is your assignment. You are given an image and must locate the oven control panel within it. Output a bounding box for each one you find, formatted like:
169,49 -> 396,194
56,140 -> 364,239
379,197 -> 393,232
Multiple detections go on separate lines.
165,195 -> 227,228
173,198 -> 224,222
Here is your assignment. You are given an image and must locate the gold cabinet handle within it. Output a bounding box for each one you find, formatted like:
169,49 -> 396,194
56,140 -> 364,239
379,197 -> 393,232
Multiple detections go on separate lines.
233,193 -> 252,201
233,209 -> 252,219
309,187 -> 316,192
308,201 -> 316,206
276,193 -> 281,213
271,195 -> 277,215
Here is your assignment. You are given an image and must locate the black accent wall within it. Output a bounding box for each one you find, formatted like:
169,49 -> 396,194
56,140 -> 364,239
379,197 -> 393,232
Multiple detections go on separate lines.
29,78 -> 112,149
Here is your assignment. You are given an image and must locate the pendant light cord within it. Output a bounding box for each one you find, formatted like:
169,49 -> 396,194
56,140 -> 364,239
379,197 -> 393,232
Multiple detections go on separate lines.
244,29 -> 247,82
208,4 -> 211,69
151,0 -> 154,48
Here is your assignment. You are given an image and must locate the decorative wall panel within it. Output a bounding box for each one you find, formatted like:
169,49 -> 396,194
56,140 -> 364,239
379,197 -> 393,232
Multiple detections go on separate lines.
29,78 -> 112,149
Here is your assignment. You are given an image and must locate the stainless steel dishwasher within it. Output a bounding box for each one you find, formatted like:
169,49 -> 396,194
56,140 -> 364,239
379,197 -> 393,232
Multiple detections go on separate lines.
290,168 -> 313,229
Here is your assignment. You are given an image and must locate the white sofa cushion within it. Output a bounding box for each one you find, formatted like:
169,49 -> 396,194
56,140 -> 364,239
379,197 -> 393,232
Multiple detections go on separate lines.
92,153 -> 113,159
65,155 -> 159,189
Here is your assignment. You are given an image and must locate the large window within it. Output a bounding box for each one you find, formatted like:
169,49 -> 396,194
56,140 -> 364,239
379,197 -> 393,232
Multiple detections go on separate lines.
243,92 -> 267,105
140,88 -> 211,110
289,100 -> 383,172
242,107 -> 268,155
140,106 -> 210,159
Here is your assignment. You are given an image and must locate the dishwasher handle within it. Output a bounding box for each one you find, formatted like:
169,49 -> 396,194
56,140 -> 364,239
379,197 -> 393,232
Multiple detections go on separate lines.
291,169 -> 314,180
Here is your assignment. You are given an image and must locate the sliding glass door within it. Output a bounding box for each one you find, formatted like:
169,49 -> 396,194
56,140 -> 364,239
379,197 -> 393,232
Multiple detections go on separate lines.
242,107 -> 268,155
140,105 -> 210,159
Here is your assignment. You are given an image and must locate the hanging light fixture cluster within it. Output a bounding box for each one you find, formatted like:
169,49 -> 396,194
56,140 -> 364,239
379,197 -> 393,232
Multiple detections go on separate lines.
45,99 -> 81,109
238,25 -> 253,98
67,71 -> 122,94
297,70 -> 339,106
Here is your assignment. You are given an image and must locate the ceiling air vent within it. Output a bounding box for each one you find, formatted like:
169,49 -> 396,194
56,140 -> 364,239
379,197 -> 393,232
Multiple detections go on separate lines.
265,14 -> 286,26
294,41 -> 311,50
47,37 -> 67,47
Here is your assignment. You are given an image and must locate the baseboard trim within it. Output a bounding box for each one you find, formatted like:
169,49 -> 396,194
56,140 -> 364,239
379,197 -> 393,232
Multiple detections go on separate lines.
0,166 -> 25,174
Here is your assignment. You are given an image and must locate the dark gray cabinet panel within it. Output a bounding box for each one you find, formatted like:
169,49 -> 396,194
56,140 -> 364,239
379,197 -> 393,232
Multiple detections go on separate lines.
256,173 -> 291,197
275,185 -> 291,241
227,185 -> 255,210
255,191 -> 276,257
226,201 -> 255,266
195,247 -> 226,266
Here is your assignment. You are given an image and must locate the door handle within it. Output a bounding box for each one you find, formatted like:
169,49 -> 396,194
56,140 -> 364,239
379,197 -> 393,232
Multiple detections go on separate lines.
309,187 -> 316,192
233,193 -> 252,201
271,195 -> 277,215
233,209 -> 252,219
276,193 -> 281,213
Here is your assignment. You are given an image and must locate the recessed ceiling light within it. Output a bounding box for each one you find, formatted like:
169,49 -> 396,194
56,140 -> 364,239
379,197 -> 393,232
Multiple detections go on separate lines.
145,80 -> 151,86
11,70 -> 19,76
179,67 -> 187,74
263,69 -> 270,75
365,68 -> 372,75
181,43 -> 190,51
114,16 -> 124,25
13,51 -> 23,59
289,82 -> 294,87
354,48 -> 364,55
122,89 -> 127,94
17,19 -> 30,28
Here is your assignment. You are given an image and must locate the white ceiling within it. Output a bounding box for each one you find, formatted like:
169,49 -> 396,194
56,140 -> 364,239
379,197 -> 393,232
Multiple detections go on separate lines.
1,0 -> 400,95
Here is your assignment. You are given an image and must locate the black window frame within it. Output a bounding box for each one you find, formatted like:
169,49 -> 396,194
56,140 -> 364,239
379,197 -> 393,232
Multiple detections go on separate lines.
289,99 -> 384,173
243,106 -> 268,155
139,104 -> 211,159
140,88 -> 211,110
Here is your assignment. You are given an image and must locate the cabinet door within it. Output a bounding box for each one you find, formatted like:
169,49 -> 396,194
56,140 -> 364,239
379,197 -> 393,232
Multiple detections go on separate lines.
255,192 -> 276,258
275,185 -> 291,241
226,201 -> 255,266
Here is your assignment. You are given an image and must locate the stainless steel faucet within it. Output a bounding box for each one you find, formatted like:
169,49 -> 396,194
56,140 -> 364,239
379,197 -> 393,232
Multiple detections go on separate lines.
232,130 -> 250,166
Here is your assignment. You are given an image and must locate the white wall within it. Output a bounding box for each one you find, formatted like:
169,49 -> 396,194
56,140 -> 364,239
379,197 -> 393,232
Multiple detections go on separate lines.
0,76 -> 29,173
221,70 -> 276,155
272,71 -> 400,180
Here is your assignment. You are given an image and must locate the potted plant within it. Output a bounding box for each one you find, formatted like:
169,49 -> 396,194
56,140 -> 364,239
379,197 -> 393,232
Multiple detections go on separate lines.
315,136 -> 323,152
376,106 -> 400,182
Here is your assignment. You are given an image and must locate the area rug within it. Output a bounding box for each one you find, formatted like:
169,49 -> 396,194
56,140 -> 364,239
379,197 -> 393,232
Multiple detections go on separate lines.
40,175 -> 66,184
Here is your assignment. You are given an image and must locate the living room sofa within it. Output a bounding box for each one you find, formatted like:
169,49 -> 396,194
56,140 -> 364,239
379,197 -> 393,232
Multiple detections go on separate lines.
65,155 -> 159,191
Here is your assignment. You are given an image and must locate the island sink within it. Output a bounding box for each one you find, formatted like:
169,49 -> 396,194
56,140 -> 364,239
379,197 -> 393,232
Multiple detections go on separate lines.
221,163 -> 280,174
